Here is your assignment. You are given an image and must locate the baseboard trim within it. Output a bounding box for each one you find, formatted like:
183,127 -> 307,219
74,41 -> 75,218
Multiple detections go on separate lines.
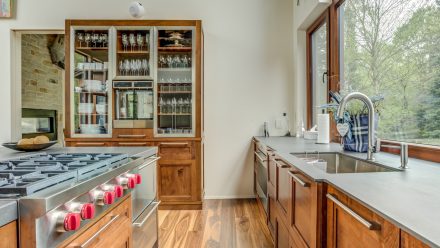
204,195 -> 256,200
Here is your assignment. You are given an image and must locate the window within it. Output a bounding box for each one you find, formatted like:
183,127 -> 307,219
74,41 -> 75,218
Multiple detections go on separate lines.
337,0 -> 440,146
307,14 -> 329,129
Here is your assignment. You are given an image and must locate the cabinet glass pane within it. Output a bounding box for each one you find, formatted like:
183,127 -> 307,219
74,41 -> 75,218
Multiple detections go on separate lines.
73,29 -> 110,135
157,29 -> 194,136
116,29 -> 152,79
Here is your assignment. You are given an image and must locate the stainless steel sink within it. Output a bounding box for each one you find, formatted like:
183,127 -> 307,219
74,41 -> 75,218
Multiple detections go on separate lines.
290,152 -> 401,174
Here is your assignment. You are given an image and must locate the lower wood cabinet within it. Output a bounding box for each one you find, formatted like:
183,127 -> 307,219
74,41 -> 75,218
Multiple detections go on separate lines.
275,217 -> 290,248
326,185 -> 400,248
0,221 -> 18,248
158,160 -> 195,202
400,230 -> 430,248
61,195 -> 132,248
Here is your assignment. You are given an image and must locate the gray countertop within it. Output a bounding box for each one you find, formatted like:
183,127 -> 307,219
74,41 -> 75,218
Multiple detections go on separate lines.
0,146 -> 157,227
254,136 -> 440,248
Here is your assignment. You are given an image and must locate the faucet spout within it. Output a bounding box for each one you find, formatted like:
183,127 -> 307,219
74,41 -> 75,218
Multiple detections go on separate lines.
336,92 -> 376,161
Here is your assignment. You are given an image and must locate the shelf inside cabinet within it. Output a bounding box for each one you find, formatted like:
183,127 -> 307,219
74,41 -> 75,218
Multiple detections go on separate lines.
158,113 -> 192,116
157,68 -> 192,72
117,50 -> 149,54
158,47 -> 192,52
158,91 -> 192,94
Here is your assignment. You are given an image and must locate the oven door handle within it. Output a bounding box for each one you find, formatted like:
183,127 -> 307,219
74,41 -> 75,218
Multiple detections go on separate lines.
77,214 -> 120,248
133,201 -> 160,227
138,156 -> 161,170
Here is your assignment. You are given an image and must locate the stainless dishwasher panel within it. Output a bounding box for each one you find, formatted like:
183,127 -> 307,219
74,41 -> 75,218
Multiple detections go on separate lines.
133,201 -> 160,248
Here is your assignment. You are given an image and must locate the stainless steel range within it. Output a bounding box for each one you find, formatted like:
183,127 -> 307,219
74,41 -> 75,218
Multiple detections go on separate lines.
0,150 -> 159,248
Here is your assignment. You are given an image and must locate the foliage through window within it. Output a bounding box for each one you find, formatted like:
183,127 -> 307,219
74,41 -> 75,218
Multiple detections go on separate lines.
338,0 -> 440,146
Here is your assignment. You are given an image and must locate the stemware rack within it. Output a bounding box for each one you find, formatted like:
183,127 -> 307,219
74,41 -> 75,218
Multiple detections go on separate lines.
66,23 -> 199,138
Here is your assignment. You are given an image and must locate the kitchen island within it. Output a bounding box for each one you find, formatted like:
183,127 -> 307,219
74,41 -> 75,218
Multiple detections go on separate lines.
254,136 -> 440,248
0,145 -> 158,247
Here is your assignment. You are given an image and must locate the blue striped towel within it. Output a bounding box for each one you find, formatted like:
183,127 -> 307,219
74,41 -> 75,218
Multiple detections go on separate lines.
343,114 -> 378,153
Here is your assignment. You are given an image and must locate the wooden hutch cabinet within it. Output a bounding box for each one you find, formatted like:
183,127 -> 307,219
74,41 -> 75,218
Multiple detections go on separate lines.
64,20 -> 204,208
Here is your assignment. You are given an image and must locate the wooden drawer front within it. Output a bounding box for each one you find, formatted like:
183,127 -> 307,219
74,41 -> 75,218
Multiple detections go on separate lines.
157,141 -> 194,160
113,128 -> 152,139
68,141 -> 112,147
268,157 -> 277,188
113,142 -> 153,147
327,186 -> 399,248
62,196 -> 132,248
275,159 -> 290,219
268,189 -> 277,239
276,218 -> 290,248
158,161 -> 195,201
0,221 -> 17,248
289,170 -> 314,247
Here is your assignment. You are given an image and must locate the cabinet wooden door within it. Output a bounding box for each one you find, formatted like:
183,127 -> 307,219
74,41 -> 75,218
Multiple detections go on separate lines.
268,153 -> 276,188
400,230 -> 429,248
327,186 -> 399,248
158,160 -> 195,202
275,159 -> 290,220
0,221 -> 17,248
289,169 -> 315,248
276,218 -> 290,248
157,141 -> 194,160
268,188 -> 277,239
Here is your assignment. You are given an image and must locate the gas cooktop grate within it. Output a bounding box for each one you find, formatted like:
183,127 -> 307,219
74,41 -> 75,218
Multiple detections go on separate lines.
0,153 -> 129,197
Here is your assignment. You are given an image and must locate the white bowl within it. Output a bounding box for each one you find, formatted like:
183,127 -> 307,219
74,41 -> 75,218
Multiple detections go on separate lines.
304,131 -> 318,140
96,104 -> 107,114
78,103 -> 94,114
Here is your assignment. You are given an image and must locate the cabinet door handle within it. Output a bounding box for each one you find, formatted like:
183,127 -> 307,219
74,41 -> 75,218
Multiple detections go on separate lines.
273,158 -> 290,168
77,214 -> 121,248
118,134 -> 146,138
288,171 -> 310,187
159,142 -> 189,147
138,156 -> 161,170
326,194 -> 379,230
76,142 -> 105,146
254,152 -> 267,163
118,142 -> 147,146
133,201 -> 160,227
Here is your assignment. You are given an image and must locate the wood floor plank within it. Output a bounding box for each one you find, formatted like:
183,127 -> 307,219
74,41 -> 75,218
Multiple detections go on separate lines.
158,199 -> 274,248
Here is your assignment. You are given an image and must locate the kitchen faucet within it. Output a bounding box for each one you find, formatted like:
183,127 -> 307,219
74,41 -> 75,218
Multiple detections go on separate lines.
337,92 -> 375,161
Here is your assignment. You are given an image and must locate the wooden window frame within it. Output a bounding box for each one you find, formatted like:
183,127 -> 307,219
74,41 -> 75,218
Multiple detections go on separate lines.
306,11 -> 330,130
305,0 -> 440,163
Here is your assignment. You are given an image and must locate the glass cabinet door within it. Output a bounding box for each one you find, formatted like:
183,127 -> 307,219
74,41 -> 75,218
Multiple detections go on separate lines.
115,27 -> 153,80
155,28 -> 195,137
71,27 -> 112,137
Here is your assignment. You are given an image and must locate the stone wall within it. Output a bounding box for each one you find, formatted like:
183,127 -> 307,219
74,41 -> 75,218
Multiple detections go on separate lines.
21,34 -> 64,141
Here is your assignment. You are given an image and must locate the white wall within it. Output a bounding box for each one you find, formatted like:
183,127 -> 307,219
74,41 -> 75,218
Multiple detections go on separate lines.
0,0 -> 294,198
293,0 -> 331,127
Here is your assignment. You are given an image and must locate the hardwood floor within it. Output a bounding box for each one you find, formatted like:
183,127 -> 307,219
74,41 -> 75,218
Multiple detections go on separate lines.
158,199 -> 274,248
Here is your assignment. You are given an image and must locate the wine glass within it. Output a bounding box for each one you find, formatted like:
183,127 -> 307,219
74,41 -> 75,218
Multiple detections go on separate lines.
119,61 -> 124,75
173,55 -> 181,68
145,34 -> 150,50
159,55 -> 166,68
122,33 -> 128,51
136,34 -> 143,51
142,59 -> 149,75
166,55 -> 173,68
129,33 -> 136,51
77,33 -> 84,47
101,33 -> 108,47
93,33 -> 99,47
124,59 -> 131,75
85,33 -> 91,47
182,55 -> 189,68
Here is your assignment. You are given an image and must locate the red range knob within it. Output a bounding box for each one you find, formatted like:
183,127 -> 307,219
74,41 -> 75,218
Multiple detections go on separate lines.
114,185 -> 124,198
103,191 -> 115,205
64,213 -> 81,231
127,177 -> 136,189
80,203 -> 95,220
134,174 -> 142,184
